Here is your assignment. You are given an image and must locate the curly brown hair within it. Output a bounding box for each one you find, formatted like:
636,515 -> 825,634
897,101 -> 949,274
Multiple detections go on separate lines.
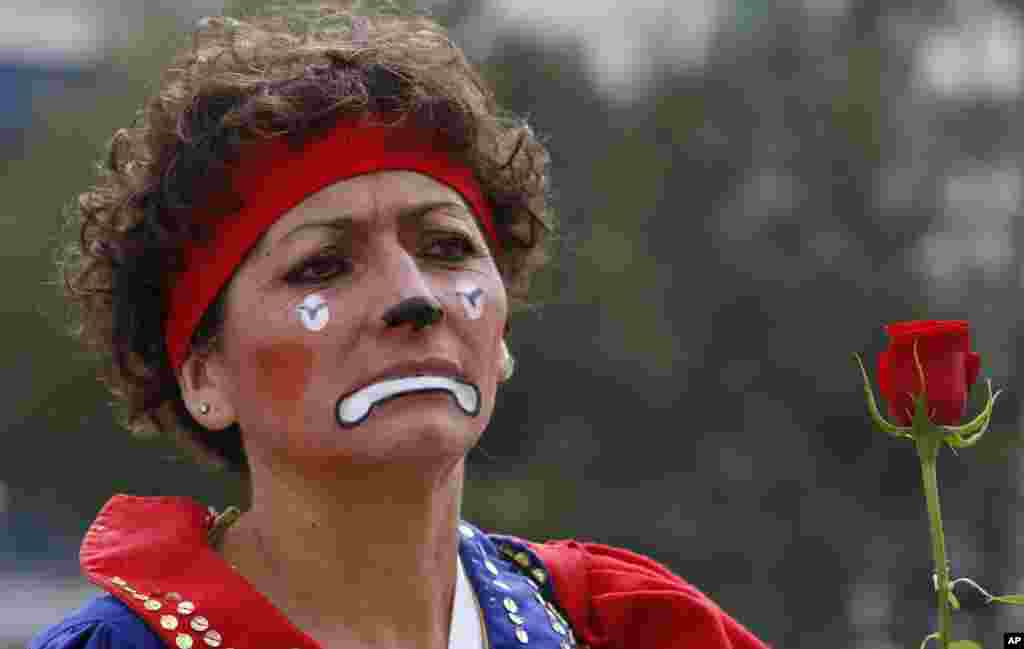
59,1 -> 557,477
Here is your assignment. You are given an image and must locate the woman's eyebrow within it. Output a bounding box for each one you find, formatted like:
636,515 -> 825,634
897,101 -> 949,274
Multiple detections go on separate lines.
261,200 -> 475,254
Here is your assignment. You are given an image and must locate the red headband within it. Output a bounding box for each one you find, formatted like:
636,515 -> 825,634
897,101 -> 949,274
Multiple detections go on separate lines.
164,115 -> 498,372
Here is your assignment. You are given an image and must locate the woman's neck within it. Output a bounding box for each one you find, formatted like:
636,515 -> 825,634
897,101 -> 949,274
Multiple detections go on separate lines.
218,456 -> 466,649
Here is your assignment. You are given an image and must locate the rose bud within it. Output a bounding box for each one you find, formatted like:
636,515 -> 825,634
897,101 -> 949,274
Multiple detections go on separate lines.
877,320 -> 981,427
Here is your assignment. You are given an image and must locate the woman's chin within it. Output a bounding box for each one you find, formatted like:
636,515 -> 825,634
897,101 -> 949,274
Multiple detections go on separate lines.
363,398 -> 480,457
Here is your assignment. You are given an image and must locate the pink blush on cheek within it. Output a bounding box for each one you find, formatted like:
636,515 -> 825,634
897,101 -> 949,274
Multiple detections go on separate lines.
250,342 -> 315,417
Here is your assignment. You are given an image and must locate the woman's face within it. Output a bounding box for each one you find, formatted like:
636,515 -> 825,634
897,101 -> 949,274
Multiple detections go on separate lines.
195,170 -> 508,469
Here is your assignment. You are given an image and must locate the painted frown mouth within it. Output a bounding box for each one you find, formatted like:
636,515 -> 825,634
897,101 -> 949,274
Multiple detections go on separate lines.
335,375 -> 481,428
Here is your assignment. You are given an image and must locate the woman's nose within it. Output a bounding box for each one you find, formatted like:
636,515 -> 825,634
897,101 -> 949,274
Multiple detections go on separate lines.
382,296 -> 444,331
375,245 -> 445,331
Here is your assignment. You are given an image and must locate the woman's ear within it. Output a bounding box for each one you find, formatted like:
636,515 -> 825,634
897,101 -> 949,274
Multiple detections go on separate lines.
178,346 -> 237,431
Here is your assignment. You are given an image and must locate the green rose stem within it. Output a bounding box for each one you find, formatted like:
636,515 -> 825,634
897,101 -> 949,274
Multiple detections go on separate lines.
917,432 -> 952,648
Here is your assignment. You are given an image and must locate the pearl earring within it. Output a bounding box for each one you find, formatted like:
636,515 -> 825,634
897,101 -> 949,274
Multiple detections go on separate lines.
198,403 -> 211,415
500,340 -> 515,382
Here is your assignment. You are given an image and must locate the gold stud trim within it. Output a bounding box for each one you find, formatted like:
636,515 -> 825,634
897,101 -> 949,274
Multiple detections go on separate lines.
548,605 -> 570,628
485,560 -> 499,576
131,590 -> 227,649
530,568 -> 547,584
503,597 -> 519,613
515,626 -> 529,644
508,612 -> 526,625
100,572 -> 229,648
498,544 -> 516,558
160,615 -> 179,630
513,552 -> 531,569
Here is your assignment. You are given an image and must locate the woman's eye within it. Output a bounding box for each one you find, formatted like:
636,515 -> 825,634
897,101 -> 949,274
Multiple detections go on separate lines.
285,253 -> 351,284
425,235 -> 478,261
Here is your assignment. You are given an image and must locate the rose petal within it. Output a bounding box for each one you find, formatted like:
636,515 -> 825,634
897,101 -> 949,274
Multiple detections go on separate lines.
877,350 -> 891,400
965,351 -> 981,389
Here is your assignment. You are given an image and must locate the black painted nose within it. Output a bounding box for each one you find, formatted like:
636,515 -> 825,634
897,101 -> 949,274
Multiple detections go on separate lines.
382,296 -> 444,331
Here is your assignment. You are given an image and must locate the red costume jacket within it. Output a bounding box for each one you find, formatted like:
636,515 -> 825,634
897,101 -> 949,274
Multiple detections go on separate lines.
531,540 -> 769,649
28,495 -> 770,649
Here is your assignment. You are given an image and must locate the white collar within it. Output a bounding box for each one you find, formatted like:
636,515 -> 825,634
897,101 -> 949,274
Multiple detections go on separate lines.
449,554 -> 486,649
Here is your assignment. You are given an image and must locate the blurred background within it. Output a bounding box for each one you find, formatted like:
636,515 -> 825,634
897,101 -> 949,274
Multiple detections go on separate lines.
3,0 -> 1024,647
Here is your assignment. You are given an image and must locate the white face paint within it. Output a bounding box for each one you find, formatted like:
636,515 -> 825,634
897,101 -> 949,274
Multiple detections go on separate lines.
296,293 -> 329,331
335,375 -> 481,427
455,280 -> 485,320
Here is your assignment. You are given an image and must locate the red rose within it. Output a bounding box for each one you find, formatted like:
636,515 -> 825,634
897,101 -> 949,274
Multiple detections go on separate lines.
877,320 -> 982,426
